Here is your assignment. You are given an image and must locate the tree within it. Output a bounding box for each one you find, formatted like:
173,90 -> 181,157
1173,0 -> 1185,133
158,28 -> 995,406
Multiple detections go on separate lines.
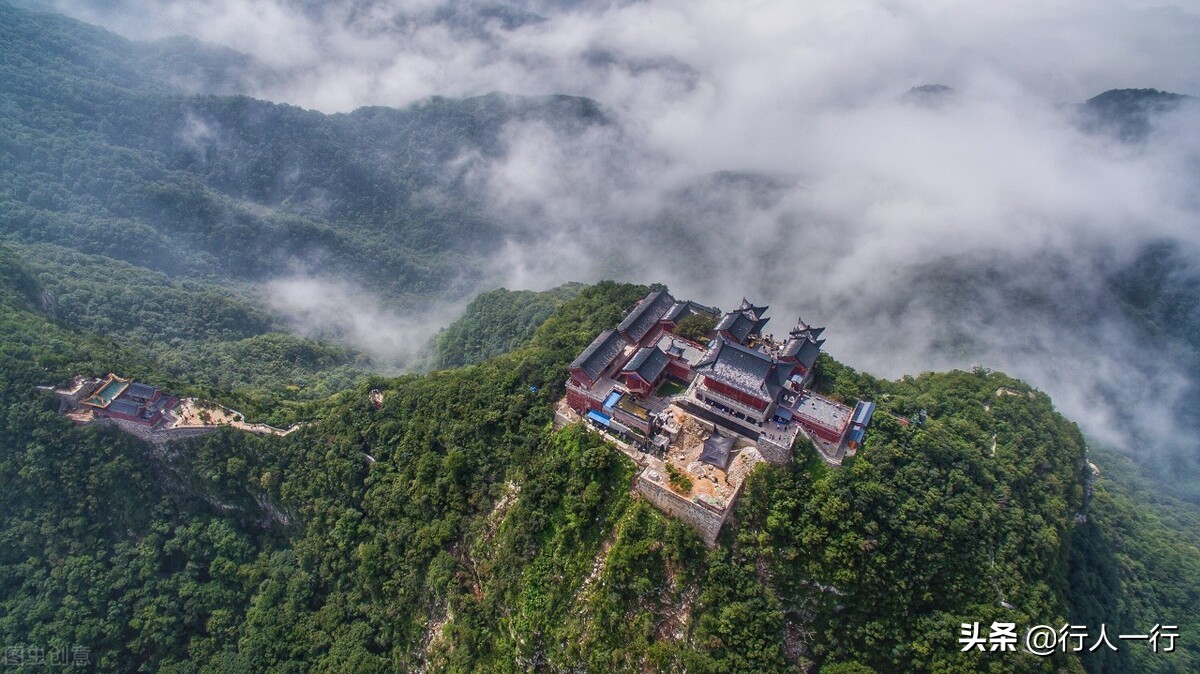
675,313 -> 719,343
821,663 -> 878,674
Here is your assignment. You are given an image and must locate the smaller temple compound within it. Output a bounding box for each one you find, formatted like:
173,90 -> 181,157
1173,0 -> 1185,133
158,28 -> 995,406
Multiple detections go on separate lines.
557,291 -> 876,545
43,374 -> 302,443
70,374 -> 179,427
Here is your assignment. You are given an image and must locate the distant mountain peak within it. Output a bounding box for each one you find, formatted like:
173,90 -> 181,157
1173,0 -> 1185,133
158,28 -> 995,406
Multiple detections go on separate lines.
1086,87 -> 1188,107
902,84 -> 955,107
1080,88 -> 1193,142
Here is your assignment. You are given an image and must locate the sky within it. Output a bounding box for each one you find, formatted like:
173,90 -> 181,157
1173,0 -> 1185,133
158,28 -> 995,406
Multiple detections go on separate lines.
36,0 -> 1200,460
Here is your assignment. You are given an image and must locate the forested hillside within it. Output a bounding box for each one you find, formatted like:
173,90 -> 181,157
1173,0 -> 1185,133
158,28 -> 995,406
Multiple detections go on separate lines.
430,283 -> 584,368
6,262 -> 1194,671
1068,448 -> 1200,674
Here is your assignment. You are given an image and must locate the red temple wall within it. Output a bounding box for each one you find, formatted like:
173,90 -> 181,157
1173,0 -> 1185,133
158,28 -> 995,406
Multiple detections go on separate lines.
568,368 -> 594,389
702,378 -> 768,410
620,373 -> 651,395
567,388 -> 594,413
665,359 -> 690,380
796,417 -> 845,442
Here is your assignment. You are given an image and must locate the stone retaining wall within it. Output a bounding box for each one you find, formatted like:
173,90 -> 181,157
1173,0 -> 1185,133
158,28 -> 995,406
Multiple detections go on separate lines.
756,436 -> 793,465
93,417 -> 219,444
635,475 -> 729,547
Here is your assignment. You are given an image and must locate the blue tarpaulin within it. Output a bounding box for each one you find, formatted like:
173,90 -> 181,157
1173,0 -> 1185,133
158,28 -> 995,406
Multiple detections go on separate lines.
602,391 -> 622,409
587,410 -> 612,427
852,401 -> 875,427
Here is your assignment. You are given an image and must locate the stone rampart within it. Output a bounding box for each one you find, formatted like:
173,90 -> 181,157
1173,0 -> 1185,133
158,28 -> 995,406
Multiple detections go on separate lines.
94,417 -> 219,444
635,474 -> 729,547
756,436 -> 793,465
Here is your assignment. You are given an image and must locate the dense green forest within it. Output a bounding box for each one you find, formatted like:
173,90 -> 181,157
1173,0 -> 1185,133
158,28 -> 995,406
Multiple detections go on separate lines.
3,258 -> 1197,671
430,283 -> 584,369
1068,447 -> 1200,674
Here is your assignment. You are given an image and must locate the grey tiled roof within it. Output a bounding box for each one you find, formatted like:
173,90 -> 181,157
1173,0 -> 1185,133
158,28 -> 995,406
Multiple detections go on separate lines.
148,395 -> 173,412
739,298 -> 769,319
106,399 -> 143,417
125,382 -> 159,400
783,337 -> 824,369
716,310 -> 757,343
663,300 -> 719,323
570,329 -> 630,382
788,317 -> 825,341
621,346 -> 670,384
695,337 -> 787,401
617,290 -> 675,342
792,391 -> 853,431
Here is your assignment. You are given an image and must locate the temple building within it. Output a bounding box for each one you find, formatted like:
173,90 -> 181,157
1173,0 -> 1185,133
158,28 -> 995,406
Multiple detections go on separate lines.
617,289 -> 675,343
654,333 -> 706,382
618,346 -> 672,396
779,318 -> 825,386
691,337 -> 793,427
564,288 -> 872,456
790,390 -> 854,443
568,329 -> 630,389
714,298 -> 771,344
660,300 -> 720,330
79,374 -> 177,427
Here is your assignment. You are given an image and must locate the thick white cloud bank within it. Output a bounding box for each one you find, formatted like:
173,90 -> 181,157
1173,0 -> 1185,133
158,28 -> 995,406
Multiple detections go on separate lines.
40,0 -> 1200,455
41,0 -> 1200,114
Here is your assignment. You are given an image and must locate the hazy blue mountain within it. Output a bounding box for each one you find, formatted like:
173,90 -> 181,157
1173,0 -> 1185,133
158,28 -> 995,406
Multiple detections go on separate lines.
1080,88 -> 1194,142
902,83 -> 956,107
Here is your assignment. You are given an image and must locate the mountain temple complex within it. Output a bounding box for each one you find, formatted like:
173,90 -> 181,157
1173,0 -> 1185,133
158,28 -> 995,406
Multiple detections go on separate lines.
558,290 -> 875,544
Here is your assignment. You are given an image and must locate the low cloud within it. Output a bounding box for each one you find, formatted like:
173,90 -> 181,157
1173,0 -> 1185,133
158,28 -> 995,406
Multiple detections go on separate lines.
264,275 -> 463,367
